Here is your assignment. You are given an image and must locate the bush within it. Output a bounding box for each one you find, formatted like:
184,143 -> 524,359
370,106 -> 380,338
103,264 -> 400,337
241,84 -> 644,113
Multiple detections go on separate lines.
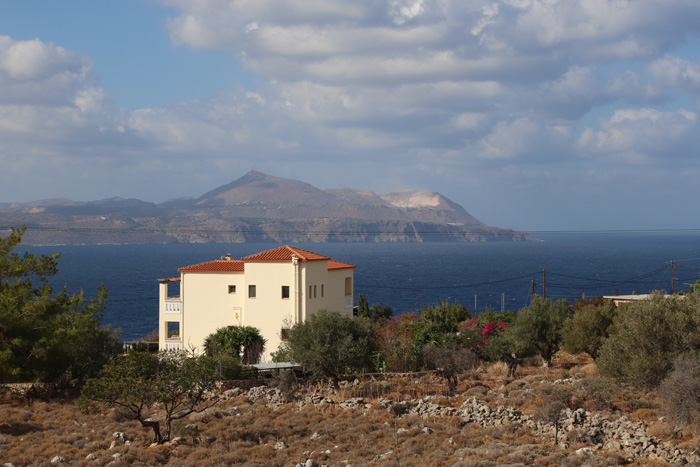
376,300 -> 469,372
561,296 -> 616,359
659,357 -> 700,432
596,292 -> 700,389
203,325 -> 266,364
510,297 -> 572,366
287,310 -> 377,386
423,342 -> 478,392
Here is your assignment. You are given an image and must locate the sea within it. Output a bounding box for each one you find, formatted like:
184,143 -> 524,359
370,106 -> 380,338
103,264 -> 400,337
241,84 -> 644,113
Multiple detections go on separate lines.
21,232 -> 700,341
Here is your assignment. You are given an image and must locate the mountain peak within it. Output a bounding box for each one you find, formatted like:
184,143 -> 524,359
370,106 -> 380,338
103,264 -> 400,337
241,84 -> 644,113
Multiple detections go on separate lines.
197,171 -> 333,206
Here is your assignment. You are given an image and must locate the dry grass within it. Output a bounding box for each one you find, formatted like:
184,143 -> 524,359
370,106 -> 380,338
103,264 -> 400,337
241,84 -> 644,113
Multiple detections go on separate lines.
0,361 -> 693,466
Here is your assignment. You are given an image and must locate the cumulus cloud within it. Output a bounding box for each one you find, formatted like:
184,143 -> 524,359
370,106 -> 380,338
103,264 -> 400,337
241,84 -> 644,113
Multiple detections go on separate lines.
577,108 -> 699,163
2,1 -> 700,229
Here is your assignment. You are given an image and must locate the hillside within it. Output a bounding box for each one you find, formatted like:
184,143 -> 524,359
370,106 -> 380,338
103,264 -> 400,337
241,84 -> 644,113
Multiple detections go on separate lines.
1,360 -> 696,466
0,171 -> 535,245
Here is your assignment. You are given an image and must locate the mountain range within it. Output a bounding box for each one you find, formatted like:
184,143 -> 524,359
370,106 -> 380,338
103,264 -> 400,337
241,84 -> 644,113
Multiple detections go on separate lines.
0,171 -> 535,244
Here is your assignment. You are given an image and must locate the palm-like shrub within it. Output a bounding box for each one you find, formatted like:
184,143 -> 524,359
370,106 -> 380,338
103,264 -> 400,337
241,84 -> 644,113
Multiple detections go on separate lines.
203,326 -> 266,364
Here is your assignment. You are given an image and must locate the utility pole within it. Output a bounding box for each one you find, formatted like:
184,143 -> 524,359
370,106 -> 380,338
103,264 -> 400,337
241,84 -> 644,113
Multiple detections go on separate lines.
531,279 -> 535,299
501,292 -> 505,312
671,259 -> 675,294
543,268 -> 546,299
474,294 -> 477,311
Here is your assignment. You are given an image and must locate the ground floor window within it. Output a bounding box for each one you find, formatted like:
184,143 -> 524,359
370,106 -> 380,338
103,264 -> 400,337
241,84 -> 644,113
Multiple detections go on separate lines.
166,321 -> 180,339
281,285 -> 290,299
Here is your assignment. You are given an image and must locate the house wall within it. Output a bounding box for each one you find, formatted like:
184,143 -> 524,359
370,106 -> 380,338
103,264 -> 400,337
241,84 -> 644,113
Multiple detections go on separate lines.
300,260 -> 331,321
158,282 -> 182,351
243,261 -> 296,360
181,272 -> 244,353
327,269 -> 354,316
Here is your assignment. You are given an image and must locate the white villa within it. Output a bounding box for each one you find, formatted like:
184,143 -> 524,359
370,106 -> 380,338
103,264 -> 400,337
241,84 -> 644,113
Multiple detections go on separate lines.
158,245 -> 355,361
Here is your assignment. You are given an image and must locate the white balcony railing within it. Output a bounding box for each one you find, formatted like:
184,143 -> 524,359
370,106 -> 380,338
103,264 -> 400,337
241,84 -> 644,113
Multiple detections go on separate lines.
345,296 -> 352,308
164,299 -> 181,314
164,341 -> 181,352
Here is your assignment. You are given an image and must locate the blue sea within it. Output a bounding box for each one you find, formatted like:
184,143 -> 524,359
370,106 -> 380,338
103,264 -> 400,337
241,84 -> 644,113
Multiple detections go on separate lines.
22,233 -> 700,341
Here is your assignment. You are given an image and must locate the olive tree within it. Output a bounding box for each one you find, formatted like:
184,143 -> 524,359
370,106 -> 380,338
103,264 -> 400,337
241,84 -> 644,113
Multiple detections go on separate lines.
561,296 -> 617,359
287,310 -> 377,387
511,297 -> 572,366
597,292 -> 700,389
80,351 -> 218,444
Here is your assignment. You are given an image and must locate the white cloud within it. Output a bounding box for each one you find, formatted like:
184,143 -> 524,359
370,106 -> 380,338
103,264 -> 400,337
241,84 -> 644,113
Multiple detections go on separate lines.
577,108 -> 699,163
648,56 -> 700,93
3,1 -> 700,229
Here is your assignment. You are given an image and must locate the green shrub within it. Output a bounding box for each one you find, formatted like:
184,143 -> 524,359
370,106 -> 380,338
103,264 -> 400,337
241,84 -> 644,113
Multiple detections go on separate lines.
287,310 -> 377,386
203,325 -> 266,364
561,297 -> 616,359
596,292 -> 700,389
510,296 -> 572,366
659,357 -> 700,432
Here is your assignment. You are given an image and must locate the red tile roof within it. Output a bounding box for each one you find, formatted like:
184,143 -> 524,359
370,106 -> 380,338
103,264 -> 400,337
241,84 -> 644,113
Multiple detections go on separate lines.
158,277 -> 181,283
242,245 -> 330,262
178,259 -> 245,273
328,260 -> 356,270
177,246 -> 355,273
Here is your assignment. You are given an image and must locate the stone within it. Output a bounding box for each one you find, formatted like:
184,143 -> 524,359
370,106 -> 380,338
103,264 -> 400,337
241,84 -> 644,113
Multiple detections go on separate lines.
274,441 -> 288,450
372,451 -> 393,462
575,447 -> 594,456
50,456 -> 66,465
85,454 -> 98,461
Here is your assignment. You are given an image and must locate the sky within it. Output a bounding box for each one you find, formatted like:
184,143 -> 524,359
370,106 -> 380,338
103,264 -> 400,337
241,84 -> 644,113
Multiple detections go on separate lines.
1,0 -> 700,231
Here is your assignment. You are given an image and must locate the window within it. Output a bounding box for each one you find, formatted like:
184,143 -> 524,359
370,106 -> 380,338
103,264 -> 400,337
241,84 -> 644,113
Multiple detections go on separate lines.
321,284 -> 324,297
248,285 -> 256,298
281,285 -> 290,299
309,285 -> 312,299
228,285 -> 236,294
281,328 -> 290,341
166,321 -> 180,339
345,277 -> 352,296
313,285 -> 317,298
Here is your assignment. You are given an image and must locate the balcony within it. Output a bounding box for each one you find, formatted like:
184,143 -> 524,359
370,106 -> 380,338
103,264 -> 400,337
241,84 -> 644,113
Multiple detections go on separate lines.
164,298 -> 181,314
164,340 -> 182,352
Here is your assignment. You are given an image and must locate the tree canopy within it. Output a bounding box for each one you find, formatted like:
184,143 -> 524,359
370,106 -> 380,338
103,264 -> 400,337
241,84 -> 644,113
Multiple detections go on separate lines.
287,310 -> 377,386
597,292 -> 700,389
0,226 -> 120,384
510,296 -> 572,367
203,325 -> 266,364
80,351 -> 218,444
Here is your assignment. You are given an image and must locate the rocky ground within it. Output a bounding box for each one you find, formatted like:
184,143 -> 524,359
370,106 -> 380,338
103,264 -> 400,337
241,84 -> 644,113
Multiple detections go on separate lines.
1,362 -> 698,466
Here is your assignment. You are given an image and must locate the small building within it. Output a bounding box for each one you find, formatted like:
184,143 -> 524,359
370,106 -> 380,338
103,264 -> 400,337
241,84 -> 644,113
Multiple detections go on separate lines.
602,293 -> 676,307
158,245 -> 355,361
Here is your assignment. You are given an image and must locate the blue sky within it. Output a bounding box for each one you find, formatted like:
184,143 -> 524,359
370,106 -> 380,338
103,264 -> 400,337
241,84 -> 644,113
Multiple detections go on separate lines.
1,0 -> 700,231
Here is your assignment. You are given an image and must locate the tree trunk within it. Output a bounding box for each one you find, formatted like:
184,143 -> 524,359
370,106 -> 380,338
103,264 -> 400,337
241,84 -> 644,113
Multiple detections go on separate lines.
140,419 -> 163,444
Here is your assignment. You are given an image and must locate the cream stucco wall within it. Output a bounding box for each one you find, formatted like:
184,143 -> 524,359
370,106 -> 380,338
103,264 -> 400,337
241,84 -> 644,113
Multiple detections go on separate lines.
300,260 -> 332,321
327,269 -> 354,316
159,281 -> 183,351
180,272 -> 244,353
243,261 -> 296,361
